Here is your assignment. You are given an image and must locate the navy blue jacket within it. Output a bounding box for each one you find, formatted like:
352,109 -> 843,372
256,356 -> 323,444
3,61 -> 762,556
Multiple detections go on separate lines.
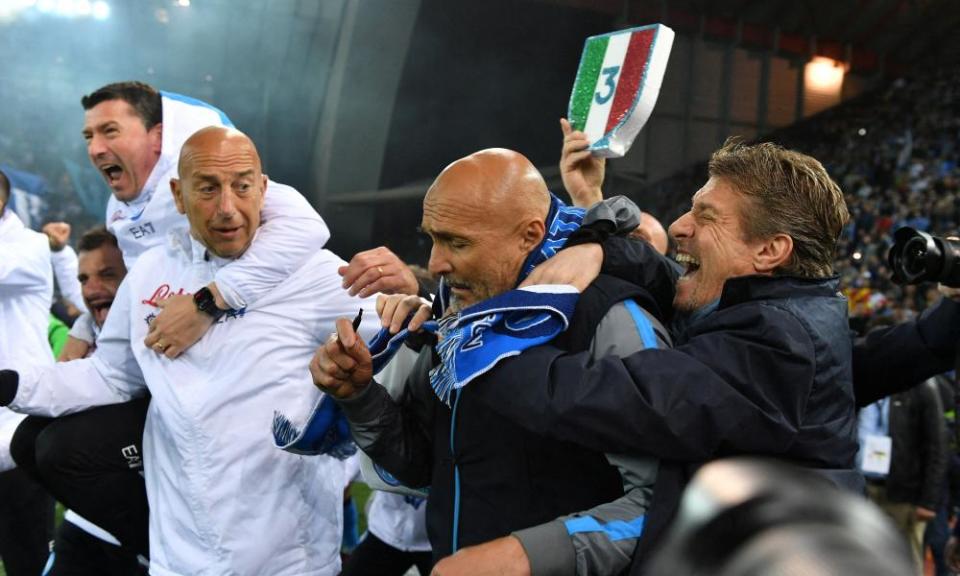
477,237 -> 960,572
339,271 -> 676,563
478,273 -> 861,474
477,272 -> 863,573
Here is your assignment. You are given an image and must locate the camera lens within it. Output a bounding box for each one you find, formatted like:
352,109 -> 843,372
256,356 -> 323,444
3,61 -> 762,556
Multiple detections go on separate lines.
903,238 -> 928,277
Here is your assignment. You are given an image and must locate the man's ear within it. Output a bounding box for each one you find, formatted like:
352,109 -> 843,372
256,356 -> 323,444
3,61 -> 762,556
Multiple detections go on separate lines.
170,178 -> 186,215
150,122 -> 163,156
519,218 -> 546,253
753,233 -> 793,273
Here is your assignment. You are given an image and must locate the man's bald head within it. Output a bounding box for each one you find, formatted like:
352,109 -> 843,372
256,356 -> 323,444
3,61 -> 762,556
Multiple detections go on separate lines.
427,148 -> 550,223
629,212 -> 669,255
177,126 -> 262,180
170,126 -> 267,259
421,148 -> 551,311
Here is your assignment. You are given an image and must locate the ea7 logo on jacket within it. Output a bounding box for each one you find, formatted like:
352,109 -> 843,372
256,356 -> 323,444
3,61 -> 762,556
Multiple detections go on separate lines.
121,444 -> 143,470
461,314 -> 497,352
129,222 -> 155,240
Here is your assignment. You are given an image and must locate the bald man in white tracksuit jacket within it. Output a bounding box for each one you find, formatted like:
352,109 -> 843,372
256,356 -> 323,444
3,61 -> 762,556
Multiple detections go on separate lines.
4,125 -> 380,574
14,85 -> 334,567
8,226 -> 380,575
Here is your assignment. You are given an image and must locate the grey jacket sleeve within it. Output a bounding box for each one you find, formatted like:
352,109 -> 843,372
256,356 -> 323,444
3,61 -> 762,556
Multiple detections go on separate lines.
337,346 -> 438,489
581,196 -> 641,235
513,301 -> 668,576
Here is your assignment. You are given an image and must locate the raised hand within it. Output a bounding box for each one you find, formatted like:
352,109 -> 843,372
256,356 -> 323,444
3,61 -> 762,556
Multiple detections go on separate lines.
376,293 -> 433,334
339,246 -> 419,298
559,118 -> 605,208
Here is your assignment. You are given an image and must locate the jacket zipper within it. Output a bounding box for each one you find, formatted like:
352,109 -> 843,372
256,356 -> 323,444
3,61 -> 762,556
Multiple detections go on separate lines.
450,388 -> 462,553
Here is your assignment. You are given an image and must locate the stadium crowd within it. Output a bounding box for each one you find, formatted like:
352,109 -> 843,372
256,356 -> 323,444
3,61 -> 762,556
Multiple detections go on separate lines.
0,61 -> 959,576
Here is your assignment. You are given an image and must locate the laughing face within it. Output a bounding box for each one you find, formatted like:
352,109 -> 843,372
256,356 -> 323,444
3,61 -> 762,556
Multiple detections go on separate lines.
668,177 -> 763,312
82,99 -> 162,202
78,243 -> 127,328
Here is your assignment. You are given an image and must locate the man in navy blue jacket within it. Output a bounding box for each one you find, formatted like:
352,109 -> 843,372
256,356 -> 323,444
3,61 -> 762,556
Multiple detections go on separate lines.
453,139 -> 960,574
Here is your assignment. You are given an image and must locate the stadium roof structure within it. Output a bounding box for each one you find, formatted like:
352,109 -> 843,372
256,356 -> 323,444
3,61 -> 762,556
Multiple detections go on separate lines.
539,0 -> 960,74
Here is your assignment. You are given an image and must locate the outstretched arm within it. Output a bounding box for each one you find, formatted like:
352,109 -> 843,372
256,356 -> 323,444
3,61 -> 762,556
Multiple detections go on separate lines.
2,278 -> 147,416
475,305 -> 813,460
853,294 -> 960,406
338,246 -> 420,299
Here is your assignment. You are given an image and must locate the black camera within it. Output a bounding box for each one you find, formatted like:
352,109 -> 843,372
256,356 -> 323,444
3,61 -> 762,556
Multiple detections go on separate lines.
888,227 -> 960,287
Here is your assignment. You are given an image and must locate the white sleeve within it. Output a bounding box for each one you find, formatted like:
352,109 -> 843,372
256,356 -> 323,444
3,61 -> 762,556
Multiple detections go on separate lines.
306,252 -> 381,344
0,409 -> 27,472
50,246 -> 88,314
213,182 -> 330,310
0,237 -> 50,297
68,313 -> 96,344
10,276 -> 146,417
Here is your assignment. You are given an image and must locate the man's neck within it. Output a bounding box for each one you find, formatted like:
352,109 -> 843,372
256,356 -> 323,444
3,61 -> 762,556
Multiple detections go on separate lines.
187,231 -> 248,263
122,154 -> 163,205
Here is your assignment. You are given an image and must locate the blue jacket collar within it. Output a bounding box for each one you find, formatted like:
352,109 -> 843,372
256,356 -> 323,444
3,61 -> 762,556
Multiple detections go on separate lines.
718,274 -> 841,309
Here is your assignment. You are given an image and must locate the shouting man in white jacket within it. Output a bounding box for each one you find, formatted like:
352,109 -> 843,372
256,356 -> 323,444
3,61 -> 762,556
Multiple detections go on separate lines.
0,127 -> 379,576
7,81 -> 334,562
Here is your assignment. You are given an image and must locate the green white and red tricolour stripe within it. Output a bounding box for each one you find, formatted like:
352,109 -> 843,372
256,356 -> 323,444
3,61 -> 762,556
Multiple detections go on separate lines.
568,24 -> 674,158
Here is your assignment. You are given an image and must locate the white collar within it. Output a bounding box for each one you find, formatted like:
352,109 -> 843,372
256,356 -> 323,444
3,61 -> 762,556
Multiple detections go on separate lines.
0,210 -> 25,239
167,227 -> 235,269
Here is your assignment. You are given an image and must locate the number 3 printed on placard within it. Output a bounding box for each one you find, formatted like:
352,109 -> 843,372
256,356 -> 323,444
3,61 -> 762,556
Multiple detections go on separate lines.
594,65 -> 621,105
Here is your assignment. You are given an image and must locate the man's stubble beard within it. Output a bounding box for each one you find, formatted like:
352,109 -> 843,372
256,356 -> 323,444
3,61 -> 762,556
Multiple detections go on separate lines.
446,295 -> 465,316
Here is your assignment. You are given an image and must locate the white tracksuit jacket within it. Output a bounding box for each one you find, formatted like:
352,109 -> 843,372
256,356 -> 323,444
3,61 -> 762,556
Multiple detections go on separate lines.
0,210 -> 52,470
367,491 -> 431,553
11,230 -> 380,575
50,246 -> 87,314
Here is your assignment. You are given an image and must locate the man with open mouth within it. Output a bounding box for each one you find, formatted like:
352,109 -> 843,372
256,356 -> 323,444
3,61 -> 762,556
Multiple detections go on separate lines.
8,81 -> 335,570
73,227 -> 126,352
456,139 -> 960,574
1,127 -> 381,575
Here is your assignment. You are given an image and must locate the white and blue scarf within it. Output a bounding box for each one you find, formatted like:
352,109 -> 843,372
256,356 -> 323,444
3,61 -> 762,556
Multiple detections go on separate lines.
273,194 -> 584,456
272,396 -> 357,459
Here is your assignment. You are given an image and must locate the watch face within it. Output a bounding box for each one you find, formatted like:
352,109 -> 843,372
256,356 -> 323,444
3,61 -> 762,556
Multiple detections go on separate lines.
195,288 -> 221,318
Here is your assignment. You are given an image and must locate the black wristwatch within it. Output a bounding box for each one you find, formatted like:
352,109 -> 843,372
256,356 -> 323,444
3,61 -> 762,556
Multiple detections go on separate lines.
194,287 -> 227,321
